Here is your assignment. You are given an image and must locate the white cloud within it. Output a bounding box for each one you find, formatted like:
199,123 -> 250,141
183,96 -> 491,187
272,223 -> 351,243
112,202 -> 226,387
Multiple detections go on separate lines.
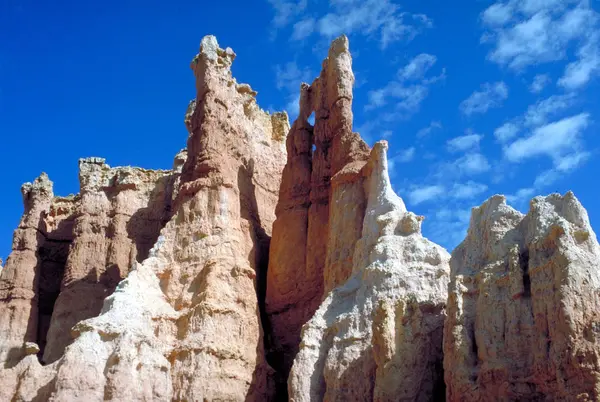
381,130 -> 393,138
452,181 -> 488,199
506,187 -> 535,205
274,62 -> 312,92
494,122 -> 519,142
267,0 -> 307,28
529,74 -> 551,93
416,121 -> 442,138
558,35 -> 600,90
460,81 -> 508,116
291,18 -> 316,40
482,3 -> 513,26
285,94 -> 300,120
311,0 -> 432,48
454,153 -> 491,175
399,54 -> 437,81
523,93 -> 576,127
446,132 -> 483,152
423,206 -> 472,250
436,153 -> 491,178
408,185 -> 445,205
504,113 -> 590,162
366,55 -> 444,117
481,1 -> 599,72
393,147 -> 416,163
555,151 -> 590,172
533,169 -> 560,188
275,62 -> 312,119
531,151 -> 590,189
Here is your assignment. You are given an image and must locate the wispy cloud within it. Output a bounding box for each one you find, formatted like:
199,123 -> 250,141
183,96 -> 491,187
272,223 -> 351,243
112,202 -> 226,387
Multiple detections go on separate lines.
398,53 -> 437,80
558,34 -> 600,90
494,121 -> 519,143
523,93 -> 576,127
408,185 -> 445,205
451,153 -> 491,175
388,146 -> 416,177
365,54 -> 445,117
506,187 -> 535,206
480,0 -> 600,94
315,0 -> 432,48
529,73 -> 551,93
291,18 -> 316,40
452,181 -> 488,199
274,62 -> 312,120
267,0 -> 308,29
394,147 -> 416,163
504,112 -> 590,162
460,81 -> 508,116
275,62 -> 312,92
422,207 -> 472,250
267,0 -> 432,48
446,132 -> 483,153
416,121 -> 442,138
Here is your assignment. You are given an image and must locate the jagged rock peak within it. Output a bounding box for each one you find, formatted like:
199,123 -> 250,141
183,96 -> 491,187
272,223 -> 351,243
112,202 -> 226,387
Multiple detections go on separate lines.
0,34 -> 288,402
21,172 -> 53,202
289,140 -> 450,401
265,34 -> 370,394
444,191 -> 600,401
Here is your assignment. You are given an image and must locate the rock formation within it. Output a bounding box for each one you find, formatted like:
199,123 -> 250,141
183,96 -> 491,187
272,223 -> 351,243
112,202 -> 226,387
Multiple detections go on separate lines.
265,35 -> 371,391
288,141 -> 450,401
444,193 -> 600,401
0,35 -> 288,401
1,32 -> 600,402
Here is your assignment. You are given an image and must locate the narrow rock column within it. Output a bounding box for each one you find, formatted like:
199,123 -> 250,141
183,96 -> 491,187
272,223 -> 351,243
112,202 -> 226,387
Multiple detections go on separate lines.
265,35 -> 370,387
0,174 -> 53,366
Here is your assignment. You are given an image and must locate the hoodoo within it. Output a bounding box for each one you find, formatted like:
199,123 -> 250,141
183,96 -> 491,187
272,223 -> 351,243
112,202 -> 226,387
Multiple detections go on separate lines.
1,34 -> 599,402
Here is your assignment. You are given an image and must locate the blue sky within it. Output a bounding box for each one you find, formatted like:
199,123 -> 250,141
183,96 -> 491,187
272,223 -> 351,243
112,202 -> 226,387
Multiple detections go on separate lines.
1,0 -> 599,261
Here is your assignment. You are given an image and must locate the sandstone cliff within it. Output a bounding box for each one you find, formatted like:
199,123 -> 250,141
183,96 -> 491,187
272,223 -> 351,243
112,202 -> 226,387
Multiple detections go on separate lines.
0,35 -> 288,401
1,33 -> 600,402
444,193 -> 600,401
289,141 -> 450,401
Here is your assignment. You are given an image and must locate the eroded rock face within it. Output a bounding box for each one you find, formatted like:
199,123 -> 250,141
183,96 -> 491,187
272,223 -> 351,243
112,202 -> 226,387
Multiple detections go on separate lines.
288,142 -> 450,401
0,35 -> 287,401
0,173 -> 58,367
265,35 -> 370,387
43,159 -> 176,364
2,32 -> 600,402
444,193 -> 600,401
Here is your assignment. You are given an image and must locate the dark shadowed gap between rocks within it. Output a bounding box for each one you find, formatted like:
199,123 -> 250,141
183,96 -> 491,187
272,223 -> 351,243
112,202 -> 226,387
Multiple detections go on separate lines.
237,160 -> 290,401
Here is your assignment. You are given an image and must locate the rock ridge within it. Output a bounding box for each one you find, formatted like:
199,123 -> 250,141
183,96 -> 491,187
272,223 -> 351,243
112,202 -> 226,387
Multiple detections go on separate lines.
1,33 -> 599,402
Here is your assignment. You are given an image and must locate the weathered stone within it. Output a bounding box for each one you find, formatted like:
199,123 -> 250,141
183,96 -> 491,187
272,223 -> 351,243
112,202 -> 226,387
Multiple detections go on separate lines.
42,160 -> 176,364
0,35 -> 287,401
288,142 -> 450,401
2,32 -> 600,402
265,35 -> 370,391
444,192 -> 600,401
0,173 -> 56,367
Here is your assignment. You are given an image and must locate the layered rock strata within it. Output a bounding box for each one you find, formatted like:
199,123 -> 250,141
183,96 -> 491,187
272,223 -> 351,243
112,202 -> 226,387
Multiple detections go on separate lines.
444,193 -> 600,401
0,173 -> 75,367
289,142 -> 450,401
0,35 -> 288,401
265,35 -> 370,386
1,31 -> 600,402
43,159 -> 177,364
